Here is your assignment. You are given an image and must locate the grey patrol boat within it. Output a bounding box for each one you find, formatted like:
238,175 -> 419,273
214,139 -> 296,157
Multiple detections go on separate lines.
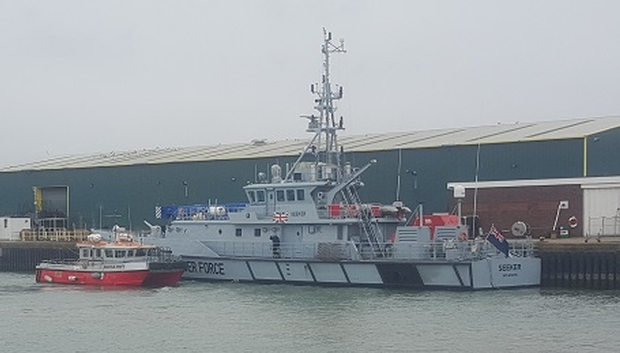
147,29 -> 541,290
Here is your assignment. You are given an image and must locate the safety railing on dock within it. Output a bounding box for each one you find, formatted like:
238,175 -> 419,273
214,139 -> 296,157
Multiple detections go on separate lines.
20,229 -> 91,242
587,216 -> 620,237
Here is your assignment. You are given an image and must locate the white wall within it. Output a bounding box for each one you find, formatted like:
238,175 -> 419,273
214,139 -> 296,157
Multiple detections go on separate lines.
583,186 -> 620,236
0,218 -> 31,240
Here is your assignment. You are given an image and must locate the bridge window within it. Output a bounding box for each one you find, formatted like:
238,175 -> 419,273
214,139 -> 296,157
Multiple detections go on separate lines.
235,228 -> 242,237
247,191 -> 256,203
254,228 -> 261,237
276,190 -> 285,202
296,189 -> 305,201
286,189 -> 295,201
256,190 -> 266,203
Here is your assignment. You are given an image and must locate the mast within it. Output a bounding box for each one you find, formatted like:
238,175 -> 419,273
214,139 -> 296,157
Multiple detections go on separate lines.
285,28 -> 346,182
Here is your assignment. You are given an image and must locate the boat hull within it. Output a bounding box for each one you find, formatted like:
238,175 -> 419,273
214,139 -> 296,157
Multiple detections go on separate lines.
181,255 -> 541,290
35,265 -> 185,287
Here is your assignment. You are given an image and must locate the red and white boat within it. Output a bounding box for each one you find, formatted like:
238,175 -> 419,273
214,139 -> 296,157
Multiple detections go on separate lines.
35,227 -> 186,287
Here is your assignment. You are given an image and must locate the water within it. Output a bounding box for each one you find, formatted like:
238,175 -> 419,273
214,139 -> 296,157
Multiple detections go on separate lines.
1,272 -> 619,353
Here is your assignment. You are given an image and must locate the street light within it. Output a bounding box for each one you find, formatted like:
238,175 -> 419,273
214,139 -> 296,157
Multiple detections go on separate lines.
406,170 -> 417,190
405,169 -> 418,210
182,181 -> 188,198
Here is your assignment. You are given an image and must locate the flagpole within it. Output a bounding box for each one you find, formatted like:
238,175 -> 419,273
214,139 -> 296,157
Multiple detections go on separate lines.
473,143 -> 481,236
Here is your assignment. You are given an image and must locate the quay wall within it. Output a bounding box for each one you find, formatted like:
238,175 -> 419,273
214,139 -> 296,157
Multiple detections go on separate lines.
0,242 -> 77,272
537,240 -> 620,289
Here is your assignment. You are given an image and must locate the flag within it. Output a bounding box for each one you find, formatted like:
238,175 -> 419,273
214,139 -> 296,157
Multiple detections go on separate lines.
486,225 -> 509,257
273,212 -> 289,223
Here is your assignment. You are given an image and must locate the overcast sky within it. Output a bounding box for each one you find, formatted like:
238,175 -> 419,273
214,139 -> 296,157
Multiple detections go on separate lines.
1,0 -> 619,168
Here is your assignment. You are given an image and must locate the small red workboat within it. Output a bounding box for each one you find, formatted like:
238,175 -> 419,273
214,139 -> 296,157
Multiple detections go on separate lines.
35,227 -> 186,287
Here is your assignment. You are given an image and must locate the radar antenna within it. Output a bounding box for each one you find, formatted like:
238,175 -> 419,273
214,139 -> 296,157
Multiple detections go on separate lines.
285,28 -> 346,181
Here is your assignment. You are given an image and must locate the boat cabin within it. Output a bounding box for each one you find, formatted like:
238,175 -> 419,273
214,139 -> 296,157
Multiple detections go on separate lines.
77,243 -> 159,262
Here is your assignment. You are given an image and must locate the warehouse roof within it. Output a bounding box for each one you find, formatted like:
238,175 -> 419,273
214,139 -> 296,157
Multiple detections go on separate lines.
3,115 -> 620,172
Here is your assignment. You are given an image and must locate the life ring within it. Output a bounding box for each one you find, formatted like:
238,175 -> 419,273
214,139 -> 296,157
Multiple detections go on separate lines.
568,216 -> 578,229
458,231 -> 468,241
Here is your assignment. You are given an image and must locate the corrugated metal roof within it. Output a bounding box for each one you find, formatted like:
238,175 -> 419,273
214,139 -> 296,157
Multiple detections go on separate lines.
3,115 -> 620,172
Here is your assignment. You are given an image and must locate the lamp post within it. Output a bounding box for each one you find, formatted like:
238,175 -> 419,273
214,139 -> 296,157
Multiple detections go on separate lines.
405,169 -> 418,207
182,181 -> 189,199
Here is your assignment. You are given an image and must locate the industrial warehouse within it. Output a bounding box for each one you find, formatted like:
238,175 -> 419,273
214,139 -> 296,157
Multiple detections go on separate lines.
1,115 -> 620,241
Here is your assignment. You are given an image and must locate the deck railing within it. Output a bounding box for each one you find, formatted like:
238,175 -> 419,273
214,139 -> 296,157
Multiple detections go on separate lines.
200,238 -> 536,262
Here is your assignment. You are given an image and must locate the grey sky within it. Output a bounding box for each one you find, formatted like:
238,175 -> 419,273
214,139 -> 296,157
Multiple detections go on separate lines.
1,0 -> 619,168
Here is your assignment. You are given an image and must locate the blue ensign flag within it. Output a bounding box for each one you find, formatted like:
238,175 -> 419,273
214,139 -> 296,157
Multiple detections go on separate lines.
486,226 -> 510,257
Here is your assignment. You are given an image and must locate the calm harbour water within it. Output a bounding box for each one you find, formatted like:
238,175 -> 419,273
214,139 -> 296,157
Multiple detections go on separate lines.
1,272 -> 619,353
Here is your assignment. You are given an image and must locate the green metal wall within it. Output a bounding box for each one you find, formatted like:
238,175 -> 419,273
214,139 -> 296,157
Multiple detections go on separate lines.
585,128 -> 620,177
0,137 -> 598,231
355,138 -> 584,213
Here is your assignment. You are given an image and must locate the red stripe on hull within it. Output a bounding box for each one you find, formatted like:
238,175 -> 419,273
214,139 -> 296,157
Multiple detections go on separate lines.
36,269 -> 150,287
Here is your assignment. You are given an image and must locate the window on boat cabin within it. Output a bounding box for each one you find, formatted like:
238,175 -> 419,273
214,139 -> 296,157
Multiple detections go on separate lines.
105,249 -> 114,258
276,190 -> 285,202
256,190 -> 266,203
147,249 -> 157,257
293,172 -> 302,181
136,248 -> 147,257
296,189 -> 305,201
94,249 -> 102,258
80,248 -> 90,258
286,189 -> 295,201
126,249 -> 135,257
115,250 -> 126,258
254,228 -> 261,237
247,191 -> 256,203
235,228 -> 242,237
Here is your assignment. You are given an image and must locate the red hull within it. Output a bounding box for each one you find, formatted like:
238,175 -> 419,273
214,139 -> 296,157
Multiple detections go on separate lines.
35,268 -> 183,287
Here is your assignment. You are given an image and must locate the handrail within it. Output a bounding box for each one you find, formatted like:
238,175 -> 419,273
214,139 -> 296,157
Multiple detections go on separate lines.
196,238 -> 536,262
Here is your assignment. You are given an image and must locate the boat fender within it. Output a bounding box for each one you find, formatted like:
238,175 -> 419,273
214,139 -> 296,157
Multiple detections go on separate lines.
91,272 -> 103,280
568,216 -> 578,229
43,275 -> 53,283
458,231 -> 468,241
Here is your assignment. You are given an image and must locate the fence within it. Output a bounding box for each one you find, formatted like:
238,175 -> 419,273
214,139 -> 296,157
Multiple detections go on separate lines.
587,216 -> 620,237
20,229 -> 91,242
